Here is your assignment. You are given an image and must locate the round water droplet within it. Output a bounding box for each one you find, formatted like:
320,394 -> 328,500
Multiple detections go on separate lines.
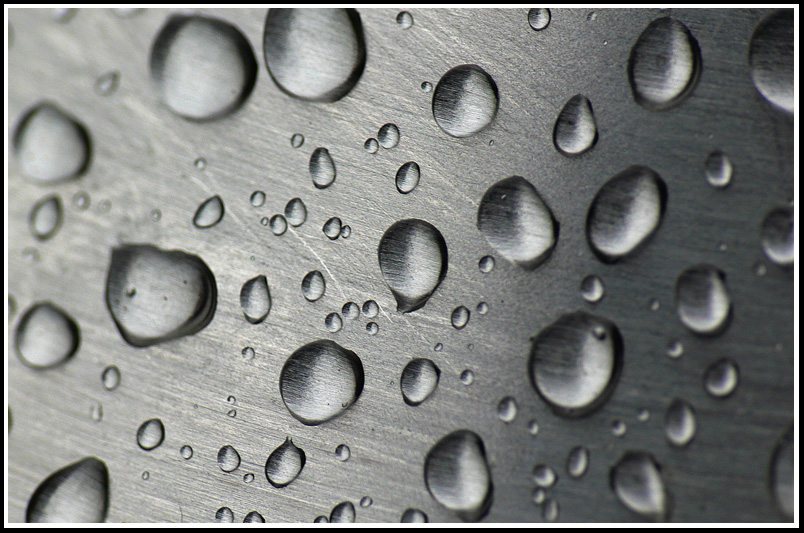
330,501 -> 355,523
242,346 -> 255,360
323,217 -> 342,240
529,312 -> 622,417
497,397 -> 518,423
704,150 -> 732,189
460,369 -> 474,385
628,17 -> 701,110
243,473 -> 254,483
137,419 -> 165,451
15,302 -> 79,369
150,15 -> 257,120
749,10 -> 793,113
314,515 -> 328,523
528,8 -> 551,31
612,419 -> 627,437
263,9 -> 366,102
291,133 -> 305,149
664,399 -> 696,447
302,270 -> 326,302
240,275 -> 271,324
26,457 -> 109,523
401,358 -> 440,406
396,162 -> 420,194
476,302 -> 489,315
451,306 -> 470,330
378,123 -> 400,149
180,445 -> 193,459
335,444 -> 351,461
29,195 -> 63,241
215,507 -> 234,523
325,312 -> 343,333
675,264 -> 731,335
101,366 -> 120,391
227,409 -> 237,418
265,438 -> 306,488
342,302 -> 359,320
770,427 -> 793,519
95,71 -> 119,96
13,103 -> 91,184
424,430 -> 493,522
250,191 -> 266,207
666,340 -> 684,359
704,358 -> 739,398
587,165 -> 667,263
73,192 -> 90,210
193,195 -> 224,229
478,255 -> 495,273
553,94 -> 598,156
378,219 -> 448,312
270,214 -> 288,236
243,511 -> 264,523
533,464 -> 556,488
364,138 -> 379,153
478,176 -> 558,270
433,64 -> 499,138
396,11 -> 413,29
218,445 -> 241,472
580,275 -> 605,303
401,508 -> 428,523
285,198 -> 307,226
150,209 -> 162,221
366,322 -> 379,335
280,340 -> 364,425
194,157 -> 207,170
761,206 -> 793,267
362,300 -> 379,318
637,408 -> 650,422
421,81 -> 433,93
309,148 -> 336,189
611,452 -> 668,520
360,496 -> 373,508
567,446 -> 590,478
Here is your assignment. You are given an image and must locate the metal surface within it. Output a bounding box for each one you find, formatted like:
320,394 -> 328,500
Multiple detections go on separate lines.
6,8 -> 796,523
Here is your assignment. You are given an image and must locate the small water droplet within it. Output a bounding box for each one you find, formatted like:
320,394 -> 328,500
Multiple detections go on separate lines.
325,312 -> 343,333
90,402 -> 103,422
342,302 -> 359,320
101,365 -> 120,391
433,65 -> 499,138
98,200 -> 111,213
314,515 -> 328,523
285,198 -> 307,226
704,150 -> 733,188
421,81 -> 433,93
528,8 -> 551,31
180,445 -> 193,459
649,298 -> 660,311
310,147 -> 336,189
73,192 -> 89,210
664,399 -> 696,447
243,511 -> 264,523
612,419 -> 627,437
761,206 -> 793,267
243,473 -> 254,483
461,369 -> 474,385
749,10 -> 793,113
227,409 -> 237,418
675,264 -> 732,335
533,464 -> 557,488
532,488 -> 546,505
528,420 -> 539,435
401,358 -> 440,406
666,340 -> 684,359
395,162 -> 420,194
141,471 -> 149,480
553,94 -> 598,156
434,342 -> 443,352
451,306 -> 470,330
340,225 -> 351,238
366,322 -> 379,335
476,302 -> 489,315
137,419 -> 165,451
580,275 -> 605,303
150,209 -> 162,221
330,501 -> 356,523
25,457 -> 109,523
360,496 -> 373,508
567,446 -> 590,478
240,275 -> 271,324
28,195 -> 62,241
478,255 -> 495,273
218,445 -> 241,472
250,191 -> 266,207
335,444 -> 351,461
754,261 -> 768,277
227,395 -> 236,404
396,11 -> 413,29
94,71 -> 119,96
401,508 -> 428,522
497,397 -> 518,423
361,300 -> 378,318
637,408 -> 650,422
242,346 -> 255,360
364,138 -> 379,153
216,507 -> 234,522
770,426 -> 793,519
15,303 -> 79,369
270,214 -> 288,235
378,123 -> 400,149
291,133 -> 305,149
193,195 -> 224,229
323,217 -> 342,239
265,438 -> 306,487
302,270 -> 326,302
611,452 -> 668,520
704,358 -> 739,398
194,157 -> 207,170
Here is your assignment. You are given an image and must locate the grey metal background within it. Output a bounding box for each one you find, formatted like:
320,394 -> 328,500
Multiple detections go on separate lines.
6,8 -> 795,523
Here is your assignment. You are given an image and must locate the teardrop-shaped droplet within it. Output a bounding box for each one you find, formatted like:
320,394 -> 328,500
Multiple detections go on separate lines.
703,358 -> 739,398
586,165 -> 667,263
330,501 -> 356,523
284,198 -> 307,226
401,508 -> 428,523
529,311 -> 623,417
610,452 -> 668,520
553,94 -> 598,156
770,426 -> 793,519
302,270 -> 326,302
477,176 -> 558,270
263,9 -> 366,102
243,511 -> 264,523
265,438 -> 306,487
396,161 -> 420,194
566,446 -> 590,478
149,15 -> 257,120
105,245 -> 217,347
378,219 -> 448,313
675,264 -> 731,335
761,206 -> 793,267
628,17 -> 701,111
664,399 -> 696,447
280,340 -> 364,425
218,445 -> 241,472
13,102 -> 91,183
137,418 -> 165,450
15,302 -> 80,369
240,275 -> 271,324
400,358 -> 440,406
193,195 -> 224,229
424,430 -> 493,522
432,64 -> 499,138
309,147 -> 336,189
29,195 -> 63,240
26,457 -> 109,523
749,10 -> 793,113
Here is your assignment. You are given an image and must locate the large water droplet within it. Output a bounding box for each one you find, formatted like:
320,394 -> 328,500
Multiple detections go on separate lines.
610,452 -> 668,520
586,165 -> 667,263
528,311 -> 623,417
401,508 -> 428,523
284,198 -> 307,226
664,399 -> 696,447
477,176 -> 558,270
309,147 -> 336,189
193,196 -> 224,229
263,9 -> 366,102
378,219 -> 448,313
528,9 -> 551,31
280,340 -> 364,425
106,245 -> 217,347
13,103 -> 91,184
243,511 -> 264,523
330,501 -> 356,523
628,17 -> 701,110
149,15 -> 257,120
770,426 -> 793,519
265,438 -> 306,487
703,358 -> 739,398
553,94 -> 598,156
395,162 -> 420,194
302,270 -> 326,302
400,358 -> 440,406
424,430 -> 493,522
675,264 -> 731,335
240,275 -> 271,324
26,457 -> 109,523
137,419 -> 165,450
29,195 -> 63,240
749,10 -> 793,113
432,65 -> 499,138
566,446 -> 590,478
15,302 -> 80,369
218,445 -> 241,472
761,206 -> 793,267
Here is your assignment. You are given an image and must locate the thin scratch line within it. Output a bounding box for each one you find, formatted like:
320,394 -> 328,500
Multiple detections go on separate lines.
288,227 -> 347,302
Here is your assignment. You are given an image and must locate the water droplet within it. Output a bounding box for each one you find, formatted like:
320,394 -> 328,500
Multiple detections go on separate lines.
95,71 -> 119,96
261,217 -> 270,228
378,219 -> 448,312
770,427 -> 793,519
227,409 -> 237,418
378,123 -> 400,149
15,303 -> 79,369
227,395 -> 236,404
360,496 -> 373,508
325,312 -> 343,333
335,444 -> 351,461
150,209 -> 161,221
704,358 -> 739,398
243,473 -> 254,483
218,445 -> 241,472
761,206 -> 793,267
26,457 -> 109,523
637,408 -> 650,422
612,419 -> 627,437
533,464 -> 557,488
265,438 -> 306,488
401,508 -> 428,523
460,369 -> 474,385
664,399 -> 696,447
567,446 -> 590,478
497,397 -> 518,423
754,261 -> 768,277
628,17 -> 701,110
242,346 -> 255,360
314,515 -> 328,523
421,81 -> 433,93
529,311 -> 623,417
180,445 -> 193,459
433,64 -> 499,138
137,419 -> 165,450
215,507 -> 234,522
532,488 -> 546,505
291,133 -> 305,149
285,198 -> 307,226
323,217 -> 342,239
150,15 -> 257,120
366,322 -> 379,335
73,192 -> 89,210
424,430 -> 493,522
106,245 -> 217,347
101,365 -> 120,391
29,195 -> 62,242
13,103 -> 91,183
310,148 -> 336,189
302,270 -> 326,302
243,511 -> 265,523
478,255 -> 495,273
364,138 -> 379,153
704,150 -> 732,189
240,275 -> 271,324
675,264 -> 731,335
476,302 -> 489,315
611,452 -> 668,520
451,306 -> 470,330
477,176 -> 558,270
396,162 -> 420,194
280,340 -> 364,425
194,157 -> 207,170
250,191 -> 266,207
587,166 -> 667,263
90,402 -> 103,422
401,358 -> 440,406
330,501 -> 356,523
22,248 -> 40,263
580,275 -> 605,303
270,214 -> 288,235
263,9 -> 366,102
396,11 -> 413,29
666,340 -> 684,359
528,420 -> 539,435
553,94 -> 598,156
749,10 -> 793,113
98,200 -> 111,213
193,195 -> 224,229
342,302 -> 359,320
528,8 -> 551,31
434,342 -> 443,352
362,300 -> 379,318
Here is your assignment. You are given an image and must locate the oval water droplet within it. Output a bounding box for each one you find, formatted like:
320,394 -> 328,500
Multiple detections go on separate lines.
270,214 -> 288,235
310,147 -> 336,189
460,369 -> 474,385
302,270 -> 326,302
761,206 -> 793,267
401,508 -> 428,523
265,438 -> 306,487
378,123 -> 400,149
400,358 -> 440,406
704,151 -> 733,189
675,264 -> 731,335
13,102 -> 91,184
580,274 -> 605,303
95,71 -> 119,96
586,165 -> 667,262
553,94 -> 598,156
250,191 -> 266,207
477,176 -> 558,270
180,445 -> 193,459
243,511 -> 264,523
704,358 -> 739,398
360,496 -> 373,508
325,312 -> 343,333
364,138 -> 379,153
335,444 -> 351,461
424,430 -> 493,522
240,275 -> 271,324
218,445 -> 241,472
26,457 -> 109,523
529,311 -> 623,417
106,245 -> 217,347
770,426 -> 793,519
378,219 -> 448,313
215,507 -> 234,522
242,346 -> 255,360
396,11 -> 413,29
30,195 -> 62,240
342,302 -> 359,320
749,10 -> 793,113
366,322 -> 379,335
362,300 -> 379,318
396,162 -> 420,194
421,81 -> 433,93
284,198 -> 307,227
15,302 -> 79,369
611,452 -> 668,520
497,397 -> 518,423
566,446 -> 590,478
543,499 -> 560,522
101,365 -> 120,391
290,133 -> 304,149
478,255 -> 495,273
280,340 -> 364,425
628,17 -> 701,110
533,464 -> 557,488
528,8 -> 551,31
330,501 -> 356,523
137,419 -> 165,450
193,195 -> 224,229
664,399 -> 696,447
323,217 -> 342,239
314,515 -> 328,523
433,64 -> 499,138
451,306 -> 470,329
